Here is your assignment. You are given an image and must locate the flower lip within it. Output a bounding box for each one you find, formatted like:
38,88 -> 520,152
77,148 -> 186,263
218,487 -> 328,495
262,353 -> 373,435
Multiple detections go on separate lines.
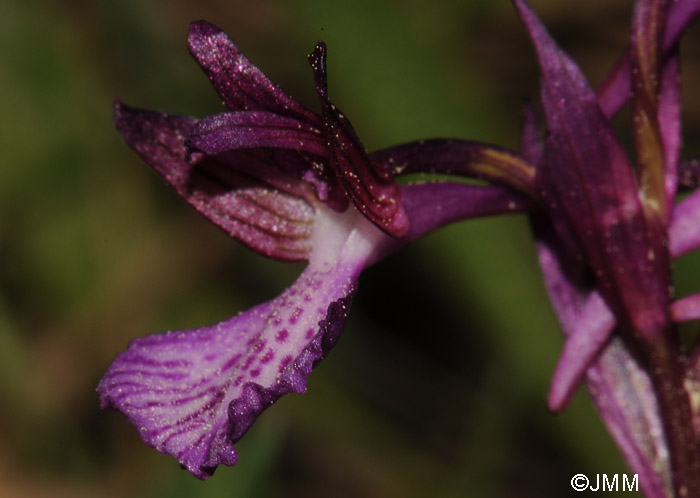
98,205 -> 382,479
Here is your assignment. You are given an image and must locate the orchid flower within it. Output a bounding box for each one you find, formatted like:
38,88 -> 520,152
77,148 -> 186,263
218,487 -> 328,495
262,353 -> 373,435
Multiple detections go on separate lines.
101,2 -> 700,493
99,21 -> 531,478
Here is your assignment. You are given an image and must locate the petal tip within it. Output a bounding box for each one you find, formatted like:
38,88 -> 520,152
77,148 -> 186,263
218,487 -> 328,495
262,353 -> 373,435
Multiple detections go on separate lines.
309,41 -> 328,98
187,20 -> 222,41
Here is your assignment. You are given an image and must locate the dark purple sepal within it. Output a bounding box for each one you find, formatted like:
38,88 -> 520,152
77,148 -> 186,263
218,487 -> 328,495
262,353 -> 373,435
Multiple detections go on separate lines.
113,101 -> 315,261
186,21 -> 320,124
514,0 -> 671,338
308,43 -> 410,238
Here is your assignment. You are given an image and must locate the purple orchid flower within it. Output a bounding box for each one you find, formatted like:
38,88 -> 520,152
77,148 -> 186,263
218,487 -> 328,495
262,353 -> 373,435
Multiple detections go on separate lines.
101,2 -> 700,492
100,21 -> 532,479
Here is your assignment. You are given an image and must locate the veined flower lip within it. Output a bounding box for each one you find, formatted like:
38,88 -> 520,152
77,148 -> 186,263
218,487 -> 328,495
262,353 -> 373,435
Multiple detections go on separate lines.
98,205 -> 381,479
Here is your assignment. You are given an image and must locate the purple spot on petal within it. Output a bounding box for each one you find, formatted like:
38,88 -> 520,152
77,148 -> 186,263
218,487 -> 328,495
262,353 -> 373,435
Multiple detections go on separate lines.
289,306 -> 304,324
250,368 -> 260,378
220,353 -> 242,373
305,328 -> 314,339
276,329 -> 289,343
278,355 -> 293,373
233,375 -> 243,387
242,355 -> 256,371
260,348 -> 275,364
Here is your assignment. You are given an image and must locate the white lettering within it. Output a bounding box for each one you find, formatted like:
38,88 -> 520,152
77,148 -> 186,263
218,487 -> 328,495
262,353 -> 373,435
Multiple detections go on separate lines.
622,474 -> 639,492
602,474 -> 618,491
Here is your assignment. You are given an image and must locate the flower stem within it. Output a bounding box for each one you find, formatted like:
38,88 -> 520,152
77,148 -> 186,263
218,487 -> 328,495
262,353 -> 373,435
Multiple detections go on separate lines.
646,329 -> 700,497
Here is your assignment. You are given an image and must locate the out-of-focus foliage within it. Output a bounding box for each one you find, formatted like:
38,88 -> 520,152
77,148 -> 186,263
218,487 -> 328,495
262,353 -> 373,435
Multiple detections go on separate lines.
2,0 -> 699,496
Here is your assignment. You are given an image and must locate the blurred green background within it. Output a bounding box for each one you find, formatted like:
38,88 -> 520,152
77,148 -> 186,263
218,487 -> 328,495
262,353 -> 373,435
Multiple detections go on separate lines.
3,0 -> 700,496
